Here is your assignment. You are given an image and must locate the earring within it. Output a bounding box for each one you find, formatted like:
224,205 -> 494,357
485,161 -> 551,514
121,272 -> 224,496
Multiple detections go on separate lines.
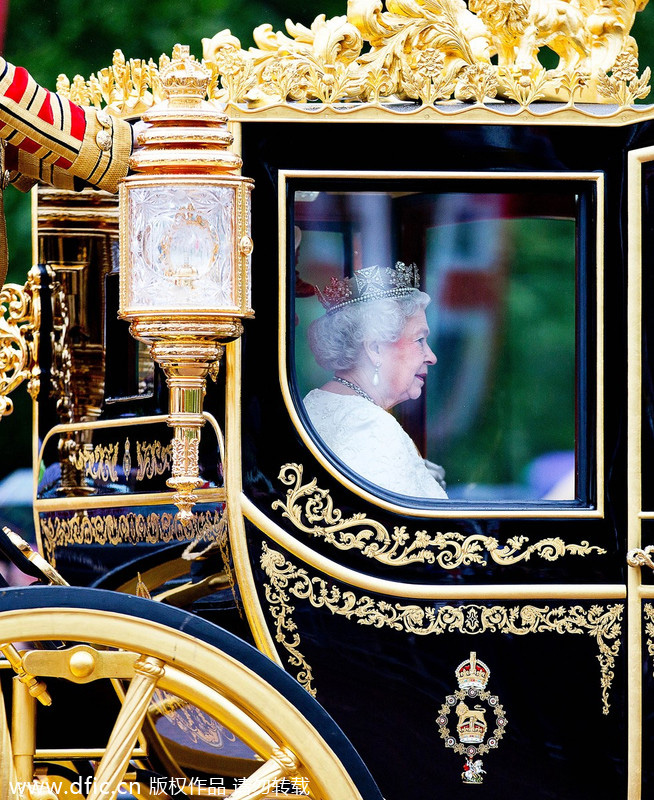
372,362 -> 380,386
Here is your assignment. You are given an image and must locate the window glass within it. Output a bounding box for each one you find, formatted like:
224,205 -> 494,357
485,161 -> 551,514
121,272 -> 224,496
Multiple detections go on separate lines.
292,184 -> 583,503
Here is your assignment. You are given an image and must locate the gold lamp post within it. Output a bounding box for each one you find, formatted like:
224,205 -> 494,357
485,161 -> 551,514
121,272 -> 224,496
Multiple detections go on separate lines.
119,44 -> 253,522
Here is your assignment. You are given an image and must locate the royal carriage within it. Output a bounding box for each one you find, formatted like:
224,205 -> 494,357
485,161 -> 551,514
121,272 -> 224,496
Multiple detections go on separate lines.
1,1 -> 654,798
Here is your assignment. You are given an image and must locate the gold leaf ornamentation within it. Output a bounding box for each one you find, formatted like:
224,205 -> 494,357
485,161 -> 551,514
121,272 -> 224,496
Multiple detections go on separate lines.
205,15 -> 366,105
69,443 -> 120,483
361,66 -> 395,103
55,2 -> 651,113
644,603 -> 654,661
58,438 -> 173,486
400,54 -> 460,104
261,542 -> 623,713
0,266 -> 44,418
57,49 -> 163,116
49,272 -> 72,424
284,14 -> 365,103
349,0 -> 490,103
202,31 -> 257,104
468,0 -> 530,68
272,464 -> 606,568
39,509 -> 223,564
552,68 -> 591,105
260,545 -> 316,695
122,438 -> 132,479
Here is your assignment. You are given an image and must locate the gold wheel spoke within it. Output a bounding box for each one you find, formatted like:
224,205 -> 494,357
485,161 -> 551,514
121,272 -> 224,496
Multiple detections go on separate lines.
229,747 -> 301,800
86,655 -> 164,800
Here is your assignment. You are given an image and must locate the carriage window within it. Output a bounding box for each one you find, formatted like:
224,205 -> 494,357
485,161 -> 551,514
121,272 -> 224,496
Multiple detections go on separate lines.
291,179 -> 595,504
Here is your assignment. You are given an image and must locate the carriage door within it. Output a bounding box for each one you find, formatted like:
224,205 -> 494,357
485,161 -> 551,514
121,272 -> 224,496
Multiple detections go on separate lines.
227,118 -> 654,800
629,144 -> 654,800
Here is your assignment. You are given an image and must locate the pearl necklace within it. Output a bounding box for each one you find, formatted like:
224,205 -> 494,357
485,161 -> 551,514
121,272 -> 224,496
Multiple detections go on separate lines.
333,376 -> 377,405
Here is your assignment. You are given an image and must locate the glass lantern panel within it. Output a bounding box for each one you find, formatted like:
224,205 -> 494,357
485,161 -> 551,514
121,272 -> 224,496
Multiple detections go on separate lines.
126,184 -> 236,311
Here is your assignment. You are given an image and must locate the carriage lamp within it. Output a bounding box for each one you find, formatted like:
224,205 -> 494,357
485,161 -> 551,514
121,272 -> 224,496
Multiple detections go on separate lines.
119,44 -> 253,523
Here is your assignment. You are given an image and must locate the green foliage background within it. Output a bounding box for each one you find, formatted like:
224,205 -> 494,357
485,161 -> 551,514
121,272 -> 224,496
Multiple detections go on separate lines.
1,0 -> 654,484
1,0 -> 345,478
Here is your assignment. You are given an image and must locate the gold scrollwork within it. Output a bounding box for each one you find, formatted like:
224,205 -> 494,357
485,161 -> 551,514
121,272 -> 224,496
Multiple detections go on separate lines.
150,689 -> 238,749
39,509 -> 223,564
49,271 -> 72,423
260,542 -> 623,714
272,464 -> 606,568
69,443 -> 120,483
136,439 -> 173,480
0,266 -> 44,418
59,437 -> 173,485
644,603 -> 654,662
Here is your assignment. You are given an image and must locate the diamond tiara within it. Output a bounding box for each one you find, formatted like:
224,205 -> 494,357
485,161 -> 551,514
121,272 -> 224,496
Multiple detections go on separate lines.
315,262 -> 420,315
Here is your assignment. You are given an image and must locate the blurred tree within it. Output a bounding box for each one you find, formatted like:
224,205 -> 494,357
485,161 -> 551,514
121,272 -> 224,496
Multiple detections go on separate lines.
1,0 -> 344,283
0,0 -> 344,479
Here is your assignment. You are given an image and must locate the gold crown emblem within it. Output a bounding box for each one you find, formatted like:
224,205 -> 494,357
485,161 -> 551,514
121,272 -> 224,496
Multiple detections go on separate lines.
456,701 -> 488,744
160,44 -> 211,103
455,652 -> 490,691
315,262 -> 420,315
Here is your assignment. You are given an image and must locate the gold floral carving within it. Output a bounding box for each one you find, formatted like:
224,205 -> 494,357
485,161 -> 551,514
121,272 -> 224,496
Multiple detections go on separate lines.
201,0 -> 650,106
39,509 -> 223,564
596,49 -> 652,104
0,266 -> 43,418
56,0 -> 650,117
260,542 -> 623,713
57,49 -> 167,116
272,464 -> 606,568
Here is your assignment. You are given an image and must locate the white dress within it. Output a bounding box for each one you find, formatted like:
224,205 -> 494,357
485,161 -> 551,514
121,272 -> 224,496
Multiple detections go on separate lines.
303,389 -> 447,499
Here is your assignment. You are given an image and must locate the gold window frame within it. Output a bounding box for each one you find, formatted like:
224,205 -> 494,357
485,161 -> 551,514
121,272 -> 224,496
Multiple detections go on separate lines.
278,169 -> 605,519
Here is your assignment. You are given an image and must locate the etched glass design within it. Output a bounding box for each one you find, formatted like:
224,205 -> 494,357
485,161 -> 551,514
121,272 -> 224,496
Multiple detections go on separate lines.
126,184 -> 236,310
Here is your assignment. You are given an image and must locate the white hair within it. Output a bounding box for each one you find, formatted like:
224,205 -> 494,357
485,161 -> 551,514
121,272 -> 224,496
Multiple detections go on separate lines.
307,289 -> 430,371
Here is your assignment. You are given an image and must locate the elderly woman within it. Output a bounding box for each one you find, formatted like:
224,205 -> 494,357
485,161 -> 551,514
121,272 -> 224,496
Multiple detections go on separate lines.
303,262 -> 447,499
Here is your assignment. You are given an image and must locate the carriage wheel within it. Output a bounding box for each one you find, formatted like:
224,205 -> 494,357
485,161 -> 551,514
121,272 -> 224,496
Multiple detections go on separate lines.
0,586 -> 382,800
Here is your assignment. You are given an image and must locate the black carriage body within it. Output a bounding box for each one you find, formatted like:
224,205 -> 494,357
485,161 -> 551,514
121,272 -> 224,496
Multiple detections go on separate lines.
234,116 -> 653,800
28,109 -> 654,800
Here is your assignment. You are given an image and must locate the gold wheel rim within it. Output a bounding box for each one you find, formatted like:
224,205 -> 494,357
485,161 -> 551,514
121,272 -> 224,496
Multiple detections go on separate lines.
0,606 -> 365,800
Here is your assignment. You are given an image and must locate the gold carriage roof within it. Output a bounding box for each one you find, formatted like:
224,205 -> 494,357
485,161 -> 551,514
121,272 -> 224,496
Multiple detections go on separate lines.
54,0 -> 654,126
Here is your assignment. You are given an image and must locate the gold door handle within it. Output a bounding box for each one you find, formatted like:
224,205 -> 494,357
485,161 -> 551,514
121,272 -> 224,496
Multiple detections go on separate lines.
627,546 -> 654,571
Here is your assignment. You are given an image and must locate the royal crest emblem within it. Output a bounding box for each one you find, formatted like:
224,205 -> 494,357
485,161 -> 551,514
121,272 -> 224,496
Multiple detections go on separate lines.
436,652 -> 507,785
